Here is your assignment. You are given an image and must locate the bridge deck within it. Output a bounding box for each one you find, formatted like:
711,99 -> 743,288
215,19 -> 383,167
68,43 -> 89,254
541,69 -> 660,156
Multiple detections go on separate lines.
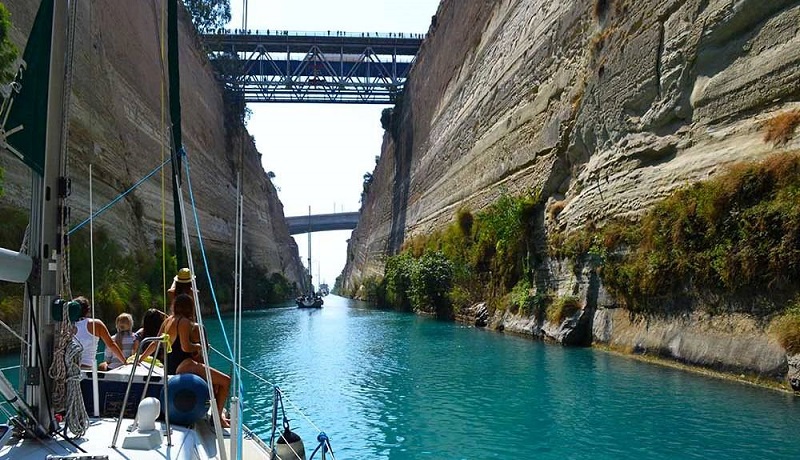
202,31 -> 423,104
285,212 -> 359,235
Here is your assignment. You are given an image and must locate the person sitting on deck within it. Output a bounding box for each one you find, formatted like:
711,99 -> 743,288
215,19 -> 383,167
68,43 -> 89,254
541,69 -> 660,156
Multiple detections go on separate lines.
131,308 -> 167,359
104,313 -> 135,369
152,294 -> 231,428
73,296 -> 126,371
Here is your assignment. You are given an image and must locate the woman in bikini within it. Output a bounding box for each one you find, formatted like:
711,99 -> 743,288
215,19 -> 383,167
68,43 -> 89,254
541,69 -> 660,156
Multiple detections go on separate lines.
161,294 -> 231,428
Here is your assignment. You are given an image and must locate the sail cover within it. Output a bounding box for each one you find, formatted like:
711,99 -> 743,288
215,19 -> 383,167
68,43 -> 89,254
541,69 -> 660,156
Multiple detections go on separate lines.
5,0 -> 54,176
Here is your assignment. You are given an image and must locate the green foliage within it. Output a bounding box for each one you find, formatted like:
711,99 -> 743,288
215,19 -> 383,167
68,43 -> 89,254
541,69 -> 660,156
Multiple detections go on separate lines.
510,278 -> 539,315
184,0 -> 231,32
409,251 -> 453,317
381,191 -> 543,315
0,3 -> 17,198
0,206 -> 26,324
361,276 -> 385,303
555,153 -> 800,315
0,3 -> 18,84
382,93 -> 404,139
384,252 -> 414,310
546,296 -> 581,324
447,285 -> 472,314
65,225 -> 294,327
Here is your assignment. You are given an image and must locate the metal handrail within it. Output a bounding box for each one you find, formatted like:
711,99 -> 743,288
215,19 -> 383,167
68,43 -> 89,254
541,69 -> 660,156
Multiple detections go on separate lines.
110,335 -> 172,447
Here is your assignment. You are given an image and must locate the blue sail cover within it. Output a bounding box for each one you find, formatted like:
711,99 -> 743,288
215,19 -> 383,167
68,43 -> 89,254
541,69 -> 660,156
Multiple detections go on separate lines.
5,0 -> 54,176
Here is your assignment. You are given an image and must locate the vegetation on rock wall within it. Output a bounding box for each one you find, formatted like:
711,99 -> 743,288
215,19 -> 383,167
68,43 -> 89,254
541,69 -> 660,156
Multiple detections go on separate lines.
763,110 -> 800,146
553,153 -> 800,321
346,191 -> 544,318
0,3 -> 18,84
0,3 -> 19,196
0,213 -> 294,331
350,153 -> 800,352
770,299 -> 800,354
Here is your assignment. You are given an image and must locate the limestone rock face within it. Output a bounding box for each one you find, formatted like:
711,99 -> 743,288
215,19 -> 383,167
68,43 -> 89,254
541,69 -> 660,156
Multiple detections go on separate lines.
788,355 -> 800,391
0,1 -> 305,291
341,0 -> 800,379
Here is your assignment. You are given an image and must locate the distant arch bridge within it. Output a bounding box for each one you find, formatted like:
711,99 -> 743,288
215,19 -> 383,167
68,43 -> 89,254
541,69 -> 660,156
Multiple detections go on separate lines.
286,212 -> 359,235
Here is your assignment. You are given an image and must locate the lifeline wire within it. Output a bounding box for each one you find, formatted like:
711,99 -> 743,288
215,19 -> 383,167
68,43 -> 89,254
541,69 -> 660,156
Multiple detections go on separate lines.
208,345 -> 325,436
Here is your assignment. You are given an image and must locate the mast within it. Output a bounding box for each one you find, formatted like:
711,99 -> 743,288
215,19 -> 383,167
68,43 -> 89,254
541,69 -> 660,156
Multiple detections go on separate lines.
28,0 -> 68,429
167,0 -> 185,267
307,206 -> 312,294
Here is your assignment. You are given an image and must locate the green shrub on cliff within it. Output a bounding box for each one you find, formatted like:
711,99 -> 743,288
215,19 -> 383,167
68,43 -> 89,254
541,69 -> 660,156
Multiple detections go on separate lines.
556,153 -> 800,315
374,191 -> 542,315
546,296 -> 581,324
409,251 -> 453,317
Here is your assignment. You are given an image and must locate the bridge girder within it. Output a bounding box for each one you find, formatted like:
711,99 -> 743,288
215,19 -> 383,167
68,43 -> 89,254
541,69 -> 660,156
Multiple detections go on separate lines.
202,31 -> 423,104
286,212 -> 360,235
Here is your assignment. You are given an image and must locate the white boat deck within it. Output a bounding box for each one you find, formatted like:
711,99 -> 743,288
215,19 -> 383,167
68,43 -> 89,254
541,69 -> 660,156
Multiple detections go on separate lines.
0,364 -> 272,459
0,416 -> 271,459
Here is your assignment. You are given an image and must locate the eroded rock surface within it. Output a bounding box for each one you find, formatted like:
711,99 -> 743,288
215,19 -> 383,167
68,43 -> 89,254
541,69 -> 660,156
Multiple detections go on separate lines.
0,1 -> 305,291
342,0 -> 800,382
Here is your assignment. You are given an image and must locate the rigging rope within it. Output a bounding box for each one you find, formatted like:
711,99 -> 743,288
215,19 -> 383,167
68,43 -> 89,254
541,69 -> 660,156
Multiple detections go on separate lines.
182,155 -> 237,367
67,157 -> 171,235
208,345 -> 325,436
63,338 -> 87,437
0,318 -> 29,347
48,304 -> 73,412
60,0 -> 80,301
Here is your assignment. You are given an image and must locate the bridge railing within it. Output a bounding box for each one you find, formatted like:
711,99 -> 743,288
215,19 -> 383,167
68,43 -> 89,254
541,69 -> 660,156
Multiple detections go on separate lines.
206,29 -> 427,40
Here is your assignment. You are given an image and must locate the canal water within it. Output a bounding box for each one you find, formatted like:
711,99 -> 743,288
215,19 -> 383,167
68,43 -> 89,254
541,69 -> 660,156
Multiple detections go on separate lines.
2,294 -> 799,458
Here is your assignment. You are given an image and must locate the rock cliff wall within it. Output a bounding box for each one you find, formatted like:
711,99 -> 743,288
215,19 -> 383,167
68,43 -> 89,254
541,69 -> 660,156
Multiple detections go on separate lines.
342,0 -> 800,383
0,1 -> 305,292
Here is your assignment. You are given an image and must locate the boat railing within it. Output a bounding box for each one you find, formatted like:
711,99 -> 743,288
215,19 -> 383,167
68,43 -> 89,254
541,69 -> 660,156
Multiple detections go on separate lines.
111,334 -> 171,447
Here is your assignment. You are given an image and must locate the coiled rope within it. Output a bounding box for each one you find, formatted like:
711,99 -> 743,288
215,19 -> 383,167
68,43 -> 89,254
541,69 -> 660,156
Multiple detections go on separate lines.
48,305 -> 73,412
64,338 -> 87,437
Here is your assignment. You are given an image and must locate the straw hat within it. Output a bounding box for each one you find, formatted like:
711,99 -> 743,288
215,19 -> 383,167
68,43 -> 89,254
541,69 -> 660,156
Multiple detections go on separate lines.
174,268 -> 195,284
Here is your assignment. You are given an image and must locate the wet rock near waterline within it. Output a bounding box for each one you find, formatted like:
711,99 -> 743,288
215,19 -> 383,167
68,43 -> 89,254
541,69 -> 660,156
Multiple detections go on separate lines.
788,354 -> 800,392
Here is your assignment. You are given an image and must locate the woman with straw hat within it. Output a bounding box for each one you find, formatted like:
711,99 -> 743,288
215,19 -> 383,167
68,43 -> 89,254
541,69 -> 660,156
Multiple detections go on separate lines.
168,267 -> 196,306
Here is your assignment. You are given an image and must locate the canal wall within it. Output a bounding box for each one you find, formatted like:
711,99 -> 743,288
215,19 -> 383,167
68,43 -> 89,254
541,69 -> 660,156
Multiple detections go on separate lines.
342,0 -> 800,386
0,2 -> 305,291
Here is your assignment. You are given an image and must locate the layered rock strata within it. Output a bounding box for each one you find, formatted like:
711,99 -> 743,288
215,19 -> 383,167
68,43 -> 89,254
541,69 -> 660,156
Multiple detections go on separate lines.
342,0 -> 800,385
0,2 -> 305,297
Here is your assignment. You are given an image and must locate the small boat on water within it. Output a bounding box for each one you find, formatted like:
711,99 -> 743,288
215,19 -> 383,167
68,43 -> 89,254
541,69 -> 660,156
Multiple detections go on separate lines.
0,1 -> 335,458
296,294 -> 324,308
296,207 -> 323,308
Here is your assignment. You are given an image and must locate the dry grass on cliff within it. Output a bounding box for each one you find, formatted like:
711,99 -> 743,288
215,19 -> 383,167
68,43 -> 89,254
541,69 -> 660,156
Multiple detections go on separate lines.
763,110 -> 800,145
546,296 -> 581,324
770,299 -> 800,354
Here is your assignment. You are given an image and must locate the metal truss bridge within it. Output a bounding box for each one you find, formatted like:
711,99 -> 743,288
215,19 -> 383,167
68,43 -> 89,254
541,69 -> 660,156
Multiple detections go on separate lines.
202,30 -> 423,104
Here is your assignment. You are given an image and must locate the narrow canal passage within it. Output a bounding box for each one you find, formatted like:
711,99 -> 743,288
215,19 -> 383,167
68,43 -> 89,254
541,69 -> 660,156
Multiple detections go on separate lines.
2,295 -> 798,458
211,295 -> 800,459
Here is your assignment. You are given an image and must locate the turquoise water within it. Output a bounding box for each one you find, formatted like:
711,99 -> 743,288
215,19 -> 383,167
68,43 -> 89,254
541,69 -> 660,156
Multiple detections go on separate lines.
3,295 -> 800,458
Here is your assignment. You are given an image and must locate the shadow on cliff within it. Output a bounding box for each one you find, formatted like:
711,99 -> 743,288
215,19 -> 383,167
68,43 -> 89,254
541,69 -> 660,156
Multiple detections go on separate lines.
388,101 -> 415,255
